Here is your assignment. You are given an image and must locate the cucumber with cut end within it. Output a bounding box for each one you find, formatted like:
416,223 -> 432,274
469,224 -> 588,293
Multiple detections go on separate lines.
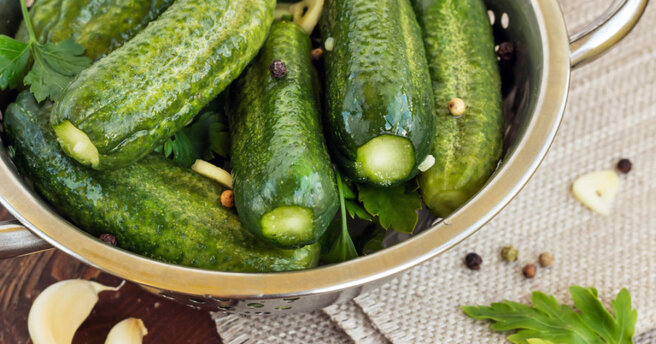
230,21 -> 339,249
15,0 -> 174,60
320,0 -> 435,186
413,0 -> 504,217
4,91 -> 319,273
50,0 -> 276,170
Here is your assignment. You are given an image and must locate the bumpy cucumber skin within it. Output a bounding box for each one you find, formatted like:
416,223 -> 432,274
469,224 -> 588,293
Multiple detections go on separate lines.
15,0 -> 174,60
4,92 -> 319,273
414,0 -> 504,217
231,21 -> 339,249
50,0 -> 276,170
320,0 -> 435,186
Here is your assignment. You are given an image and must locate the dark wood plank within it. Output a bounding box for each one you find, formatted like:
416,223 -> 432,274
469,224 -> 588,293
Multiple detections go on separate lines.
0,209 -> 221,344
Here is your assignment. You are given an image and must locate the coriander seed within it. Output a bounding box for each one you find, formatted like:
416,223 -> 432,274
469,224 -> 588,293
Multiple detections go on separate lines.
465,252 -> 482,270
539,252 -> 554,267
448,98 -> 466,116
522,264 -> 537,278
221,190 -> 235,208
617,159 -> 632,174
501,246 -> 518,262
99,233 -> 117,246
269,60 -> 287,78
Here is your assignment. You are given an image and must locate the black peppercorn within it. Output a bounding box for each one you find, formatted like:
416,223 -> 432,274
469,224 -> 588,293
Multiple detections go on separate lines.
465,252 -> 482,270
497,42 -> 515,61
617,159 -> 632,174
99,233 -> 117,246
269,60 -> 287,78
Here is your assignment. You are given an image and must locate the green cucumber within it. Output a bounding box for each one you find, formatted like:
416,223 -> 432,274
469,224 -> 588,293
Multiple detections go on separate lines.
50,0 -> 276,170
320,0 -> 435,186
4,91 -> 319,273
0,0 -> 21,37
414,0 -> 504,217
15,0 -> 174,60
230,21 -> 339,249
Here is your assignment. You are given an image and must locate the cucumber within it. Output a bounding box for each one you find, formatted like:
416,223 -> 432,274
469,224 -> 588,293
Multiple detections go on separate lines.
230,21 -> 339,249
4,91 -> 319,273
15,0 -> 174,60
0,0 -> 21,37
50,0 -> 276,170
413,0 -> 504,217
320,0 -> 435,186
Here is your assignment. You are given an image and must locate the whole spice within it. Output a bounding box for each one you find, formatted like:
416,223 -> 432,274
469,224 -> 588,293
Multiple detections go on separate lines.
617,159 -> 632,174
500,246 -> 518,262
497,41 -> 515,61
539,252 -> 554,267
465,252 -> 482,270
448,98 -> 466,116
523,264 -> 537,278
269,60 -> 287,78
311,48 -> 324,61
220,190 -> 235,208
99,233 -> 117,246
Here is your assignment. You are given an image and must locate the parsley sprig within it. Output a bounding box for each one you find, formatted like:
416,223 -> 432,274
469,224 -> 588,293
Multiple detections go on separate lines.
0,0 -> 91,102
463,286 -> 637,344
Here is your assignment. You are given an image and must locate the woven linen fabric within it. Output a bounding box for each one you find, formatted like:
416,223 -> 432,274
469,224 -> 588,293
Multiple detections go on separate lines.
213,0 -> 656,342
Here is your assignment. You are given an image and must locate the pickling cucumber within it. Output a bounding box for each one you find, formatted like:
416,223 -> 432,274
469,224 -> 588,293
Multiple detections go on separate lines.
4,91 -> 319,273
414,0 -> 504,217
320,0 -> 435,186
50,0 -> 276,170
230,21 -> 339,249
0,0 -> 21,37
15,0 -> 174,60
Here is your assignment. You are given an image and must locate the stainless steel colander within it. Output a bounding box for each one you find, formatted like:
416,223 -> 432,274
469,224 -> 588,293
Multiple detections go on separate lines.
0,0 -> 647,313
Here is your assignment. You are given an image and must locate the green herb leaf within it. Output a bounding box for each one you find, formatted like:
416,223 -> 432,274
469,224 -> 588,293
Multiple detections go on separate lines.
462,286 -> 637,344
208,121 -> 230,158
322,171 -> 358,264
345,199 -> 372,221
24,39 -> 92,102
359,225 -> 386,256
358,184 -> 421,234
0,36 -> 30,89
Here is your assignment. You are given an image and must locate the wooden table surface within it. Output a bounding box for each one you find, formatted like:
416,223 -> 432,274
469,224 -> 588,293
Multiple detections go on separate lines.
0,208 -> 222,344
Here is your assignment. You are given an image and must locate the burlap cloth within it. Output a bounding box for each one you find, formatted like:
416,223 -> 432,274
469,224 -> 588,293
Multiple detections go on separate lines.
212,0 -> 656,342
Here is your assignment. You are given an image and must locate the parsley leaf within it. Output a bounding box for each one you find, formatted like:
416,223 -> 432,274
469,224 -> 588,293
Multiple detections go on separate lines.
0,36 -> 30,89
25,39 -> 91,102
462,286 -> 637,344
358,183 -> 422,234
322,172 -> 358,264
0,0 -> 92,101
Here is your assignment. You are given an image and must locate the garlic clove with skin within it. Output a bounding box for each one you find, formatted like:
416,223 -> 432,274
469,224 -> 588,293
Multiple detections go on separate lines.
572,170 -> 619,216
28,279 -> 122,344
105,318 -> 148,344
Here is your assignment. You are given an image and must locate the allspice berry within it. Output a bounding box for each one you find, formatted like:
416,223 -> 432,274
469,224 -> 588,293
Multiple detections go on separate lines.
501,246 -> 518,262
497,41 -> 515,61
220,190 -> 235,208
539,252 -> 554,267
465,252 -> 482,270
617,159 -> 632,174
522,264 -> 537,278
448,98 -> 466,117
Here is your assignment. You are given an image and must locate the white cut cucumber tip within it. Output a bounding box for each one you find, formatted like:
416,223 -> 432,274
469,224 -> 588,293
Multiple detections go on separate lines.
261,206 -> 314,243
356,135 -> 415,185
191,160 -> 233,189
53,120 -> 100,168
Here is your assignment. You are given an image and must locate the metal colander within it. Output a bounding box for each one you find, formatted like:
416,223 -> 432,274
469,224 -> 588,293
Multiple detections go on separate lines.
0,0 -> 647,313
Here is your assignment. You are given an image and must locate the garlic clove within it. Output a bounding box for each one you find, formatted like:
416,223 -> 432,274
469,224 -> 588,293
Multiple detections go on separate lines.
191,159 -> 233,189
28,279 -> 121,344
572,170 -> 619,216
105,318 -> 148,344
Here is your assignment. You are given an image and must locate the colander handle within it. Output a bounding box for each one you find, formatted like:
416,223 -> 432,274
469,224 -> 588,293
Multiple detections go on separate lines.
0,220 -> 52,259
569,0 -> 648,68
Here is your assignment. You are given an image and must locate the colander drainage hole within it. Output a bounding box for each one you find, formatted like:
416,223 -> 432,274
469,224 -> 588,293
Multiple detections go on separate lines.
247,302 -> 265,308
189,298 -> 206,304
275,306 -> 292,311
283,297 -> 299,303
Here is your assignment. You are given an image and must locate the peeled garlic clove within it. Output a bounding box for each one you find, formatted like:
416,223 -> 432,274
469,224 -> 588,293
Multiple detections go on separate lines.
191,159 -> 233,189
572,170 -> 619,216
105,318 -> 148,344
28,279 -> 121,344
